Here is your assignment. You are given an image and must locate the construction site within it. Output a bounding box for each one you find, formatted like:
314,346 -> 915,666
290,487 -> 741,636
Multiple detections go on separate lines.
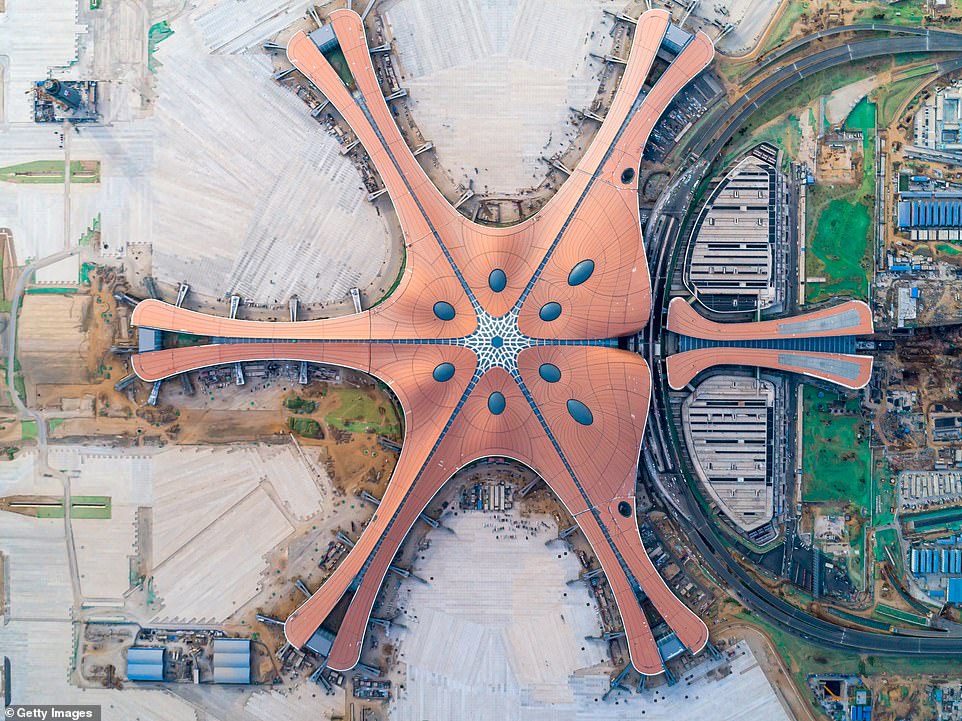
14,0 -> 962,720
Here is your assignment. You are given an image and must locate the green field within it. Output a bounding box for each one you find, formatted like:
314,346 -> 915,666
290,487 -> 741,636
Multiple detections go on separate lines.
874,528 -> 903,576
0,160 -> 100,185
936,243 -> 962,256
852,0 -> 936,25
802,385 -> 873,587
325,387 -> 400,436
35,495 -> 112,520
806,99 -> 876,302
288,416 -> 322,438
875,604 -> 931,628
20,420 -> 37,441
802,387 -> 871,507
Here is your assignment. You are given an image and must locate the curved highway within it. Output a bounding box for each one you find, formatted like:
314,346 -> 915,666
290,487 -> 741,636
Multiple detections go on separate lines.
644,30 -> 962,654
742,23 -> 941,83
694,33 -> 962,164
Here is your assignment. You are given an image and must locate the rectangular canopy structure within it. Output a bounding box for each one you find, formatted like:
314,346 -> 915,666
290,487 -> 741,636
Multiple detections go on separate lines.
126,646 -> 165,682
213,638 -> 251,684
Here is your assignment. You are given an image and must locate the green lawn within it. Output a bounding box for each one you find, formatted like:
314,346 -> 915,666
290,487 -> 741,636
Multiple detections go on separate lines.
936,243 -> 962,256
802,386 -> 871,508
874,528 -> 902,575
0,160 -> 100,184
851,0 -> 932,25
875,604 -> 930,628
724,112 -> 802,170
325,387 -> 400,436
874,458 -> 896,527
285,395 -> 318,414
288,416 -> 322,438
322,46 -> 356,91
726,59 -> 887,172
806,99 -> 876,302
25,287 -> 78,295
20,420 -> 37,441
36,495 -> 111,520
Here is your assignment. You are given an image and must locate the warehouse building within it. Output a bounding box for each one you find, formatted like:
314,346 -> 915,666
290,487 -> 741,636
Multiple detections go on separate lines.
212,638 -> 251,684
125,646 -> 165,682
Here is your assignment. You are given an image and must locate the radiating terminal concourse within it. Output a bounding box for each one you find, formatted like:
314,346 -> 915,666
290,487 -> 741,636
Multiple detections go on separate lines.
128,9 -> 715,676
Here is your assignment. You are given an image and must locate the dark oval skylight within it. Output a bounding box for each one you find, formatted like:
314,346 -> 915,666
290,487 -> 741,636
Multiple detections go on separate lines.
539,302 -> 562,321
566,399 -> 594,426
567,259 -> 595,287
433,301 -> 456,321
538,363 -> 562,383
487,391 -> 506,415
488,268 -> 507,293
432,362 -> 455,382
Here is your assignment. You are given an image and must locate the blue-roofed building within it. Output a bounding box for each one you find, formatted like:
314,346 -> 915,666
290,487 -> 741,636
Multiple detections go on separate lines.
213,638 -> 251,684
897,200 -> 962,229
126,647 -> 165,682
948,578 -> 962,604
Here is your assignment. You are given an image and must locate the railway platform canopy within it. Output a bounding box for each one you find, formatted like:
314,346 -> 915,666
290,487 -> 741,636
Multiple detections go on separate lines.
665,298 -> 875,390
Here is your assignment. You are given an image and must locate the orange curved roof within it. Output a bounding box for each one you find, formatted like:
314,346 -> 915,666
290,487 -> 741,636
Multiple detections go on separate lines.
129,8 -> 717,676
665,298 -> 875,390
667,297 -> 874,340
666,347 -> 874,390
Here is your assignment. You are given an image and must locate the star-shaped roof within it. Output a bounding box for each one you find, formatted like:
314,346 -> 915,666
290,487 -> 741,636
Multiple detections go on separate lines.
129,8 -> 714,675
